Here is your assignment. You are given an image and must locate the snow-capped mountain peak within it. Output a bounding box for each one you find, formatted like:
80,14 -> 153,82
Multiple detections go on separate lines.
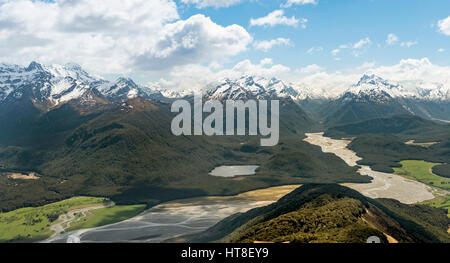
96,77 -> 143,101
343,74 -> 449,102
340,74 -> 397,103
352,74 -> 399,92
26,61 -> 45,72
357,74 -> 390,86
0,62 -> 161,106
205,75 -> 299,101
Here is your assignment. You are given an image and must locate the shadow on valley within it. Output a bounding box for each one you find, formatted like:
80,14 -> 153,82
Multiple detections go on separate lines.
0,98 -> 368,212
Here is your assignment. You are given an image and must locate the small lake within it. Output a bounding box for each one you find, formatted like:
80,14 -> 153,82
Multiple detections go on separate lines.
209,165 -> 259,178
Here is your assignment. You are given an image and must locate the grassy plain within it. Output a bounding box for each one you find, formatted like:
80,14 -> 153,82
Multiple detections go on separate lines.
393,160 -> 450,190
67,204 -> 146,231
0,197 -> 105,242
393,160 -> 450,218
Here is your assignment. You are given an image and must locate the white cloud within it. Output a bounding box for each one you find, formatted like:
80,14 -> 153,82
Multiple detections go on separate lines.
153,58 -> 450,100
307,46 -> 323,54
231,59 -> 291,77
296,64 -> 323,74
134,14 -> 252,70
288,71 -> 360,99
385,34 -> 417,48
400,41 -> 418,48
331,49 -> 340,56
438,16 -> 450,35
438,48 -> 445,53
250,10 -> 307,28
368,58 -> 450,84
289,58 -> 450,99
386,33 -> 399,45
0,0 -> 251,74
259,58 -> 274,66
357,61 -> 376,70
281,0 -> 318,8
253,38 -> 292,52
332,37 -> 371,58
181,0 -> 242,8
353,37 -> 371,49
153,58 -> 291,92
294,59 -> 450,89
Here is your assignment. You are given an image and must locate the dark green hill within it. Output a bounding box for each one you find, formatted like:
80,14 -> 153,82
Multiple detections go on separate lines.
0,95 -> 43,147
325,115 -> 450,141
190,184 -> 450,243
0,97 -> 370,211
321,98 -> 410,127
433,164 -> 450,178
320,115 -> 450,174
347,134 -> 449,173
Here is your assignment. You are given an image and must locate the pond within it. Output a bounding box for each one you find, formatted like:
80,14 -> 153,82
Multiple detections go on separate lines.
209,165 -> 259,178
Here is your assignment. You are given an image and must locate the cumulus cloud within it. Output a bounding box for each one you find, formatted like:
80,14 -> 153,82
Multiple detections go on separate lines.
153,58 -> 291,92
384,34 -> 417,48
153,58 -> 450,100
438,16 -> 450,35
281,0 -> 318,8
295,59 -> 450,90
253,38 -> 292,52
287,71 -> 361,99
385,34 -> 417,48
231,58 -> 291,76
400,41 -> 418,48
307,47 -> 323,54
332,37 -> 371,58
353,37 -> 371,49
386,33 -> 399,45
331,49 -> 340,56
356,61 -> 376,70
258,58 -> 273,66
296,64 -> 323,74
0,0 -> 251,74
368,58 -> 450,84
134,14 -> 252,70
250,10 -> 307,28
181,0 -> 242,8
288,58 -> 450,99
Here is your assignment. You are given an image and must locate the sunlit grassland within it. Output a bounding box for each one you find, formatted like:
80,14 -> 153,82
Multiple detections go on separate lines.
0,197 -> 106,242
394,160 -> 450,190
394,160 -> 450,218
67,204 -> 147,231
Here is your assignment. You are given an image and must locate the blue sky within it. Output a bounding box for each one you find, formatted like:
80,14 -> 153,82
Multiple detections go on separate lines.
176,0 -> 450,71
0,0 -> 449,87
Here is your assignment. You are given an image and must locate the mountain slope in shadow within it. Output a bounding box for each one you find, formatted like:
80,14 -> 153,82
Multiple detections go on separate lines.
190,184 -> 449,243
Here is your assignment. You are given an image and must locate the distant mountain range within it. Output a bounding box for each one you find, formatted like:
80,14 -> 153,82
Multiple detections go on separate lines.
0,62 -> 162,108
1,62 -> 448,127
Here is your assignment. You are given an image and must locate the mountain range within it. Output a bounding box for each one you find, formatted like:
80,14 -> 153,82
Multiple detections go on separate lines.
1,62 -> 449,128
0,62 -> 449,243
0,61 -> 375,212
